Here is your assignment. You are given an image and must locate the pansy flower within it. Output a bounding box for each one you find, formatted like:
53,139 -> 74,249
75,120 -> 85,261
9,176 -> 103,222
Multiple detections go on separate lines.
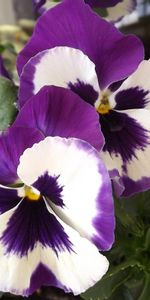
85,0 -> 136,21
17,0 -> 145,197
0,86 -> 114,296
33,0 -> 136,21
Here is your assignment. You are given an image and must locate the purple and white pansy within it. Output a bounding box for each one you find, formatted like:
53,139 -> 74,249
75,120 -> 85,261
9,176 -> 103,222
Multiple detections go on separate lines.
33,0 -> 136,22
17,0 -> 147,197
85,0 -> 136,22
0,86 -> 114,296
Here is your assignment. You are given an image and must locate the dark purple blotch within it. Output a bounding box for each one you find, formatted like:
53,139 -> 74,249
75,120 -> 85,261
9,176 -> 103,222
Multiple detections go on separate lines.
68,79 -> 98,106
1,198 -> 72,257
101,110 -> 149,163
114,87 -> 149,110
33,172 -> 64,207
85,0 -> 123,8
26,263 -> 65,296
0,187 -> 21,214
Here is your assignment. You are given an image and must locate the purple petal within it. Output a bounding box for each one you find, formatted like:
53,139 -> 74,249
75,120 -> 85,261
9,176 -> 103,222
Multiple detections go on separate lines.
14,86 -> 103,151
17,0 -> 144,89
1,198 -> 72,256
122,176 -> 150,197
0,127 -> 44,185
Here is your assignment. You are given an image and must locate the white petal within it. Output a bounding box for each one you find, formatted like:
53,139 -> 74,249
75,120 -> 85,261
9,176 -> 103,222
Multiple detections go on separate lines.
19,46 -> 100,104
0,204 -> 109,296
113,60 -> 150,109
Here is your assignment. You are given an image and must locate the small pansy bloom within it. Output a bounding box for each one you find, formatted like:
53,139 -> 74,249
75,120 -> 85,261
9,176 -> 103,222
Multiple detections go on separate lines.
33,0 -> 136,21
85,0 -> 136,21
17,0 -> 145,197
33,0 -> 57,14
0,87 -> 114,295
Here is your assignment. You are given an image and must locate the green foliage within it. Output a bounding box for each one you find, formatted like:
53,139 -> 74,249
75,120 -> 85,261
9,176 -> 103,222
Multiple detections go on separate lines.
81,191 -> 150,300
0,77 -> 17,130
93,8 -> 108,18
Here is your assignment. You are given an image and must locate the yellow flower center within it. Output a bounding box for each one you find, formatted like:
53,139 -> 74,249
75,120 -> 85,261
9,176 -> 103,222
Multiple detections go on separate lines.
97,94 -> 111,115
24,186 -> 40,201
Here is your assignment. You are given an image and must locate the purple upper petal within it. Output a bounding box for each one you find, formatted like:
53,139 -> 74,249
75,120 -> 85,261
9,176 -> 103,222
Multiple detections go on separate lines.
17,0 -> 144,89
14,86 -> 103,151
0,127 -> 44,185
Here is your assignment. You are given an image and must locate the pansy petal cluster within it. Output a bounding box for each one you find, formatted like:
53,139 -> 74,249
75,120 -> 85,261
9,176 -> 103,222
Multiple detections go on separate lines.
0,0 -> 149,297
0,85 -> 114,295
18,0 -> 148,197
33,0 -> 136,22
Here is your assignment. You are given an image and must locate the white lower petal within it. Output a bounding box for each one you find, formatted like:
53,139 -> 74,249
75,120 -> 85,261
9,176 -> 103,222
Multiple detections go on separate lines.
0,204 -> 109,296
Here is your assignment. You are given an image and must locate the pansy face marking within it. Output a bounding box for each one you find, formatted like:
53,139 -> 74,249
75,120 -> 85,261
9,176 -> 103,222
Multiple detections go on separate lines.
24,186 -> 40,201
0,125 -> 114,296
96,91 -> 112,115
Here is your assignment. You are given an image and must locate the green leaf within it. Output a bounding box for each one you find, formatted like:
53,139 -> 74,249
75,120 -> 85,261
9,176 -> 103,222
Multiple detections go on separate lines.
94,8 -> 108,18
144,228 -> 150,250
138,274 -> 150,300
110,285 -> 134,300
81,268 -> 131,300
0,45 -> 5,54
0,76 -> 17,130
